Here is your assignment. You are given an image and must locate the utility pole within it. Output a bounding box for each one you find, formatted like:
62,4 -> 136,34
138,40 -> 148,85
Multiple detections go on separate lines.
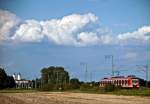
90,71 -> 92,82
114,65 -> 128,76
65,66 -> 70,85
113,69 -> 128,76
80,62 -> 88,82
146,65 -> 149,87
105,55 -> 114,76
56,71 -> 59,89
136,65 -> 149,87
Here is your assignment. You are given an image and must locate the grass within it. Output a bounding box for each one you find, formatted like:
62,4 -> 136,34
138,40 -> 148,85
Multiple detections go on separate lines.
111,87 -> 150,96
66,87 -> 150,96
0,88 -> 37,93
0,87 -> 150,96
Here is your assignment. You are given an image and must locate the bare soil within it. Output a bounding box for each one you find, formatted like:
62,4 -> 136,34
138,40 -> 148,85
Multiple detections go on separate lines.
0,92 -> 149,104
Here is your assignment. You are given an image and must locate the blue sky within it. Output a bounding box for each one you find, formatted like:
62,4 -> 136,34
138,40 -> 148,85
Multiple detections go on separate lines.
0,0 -> 150,81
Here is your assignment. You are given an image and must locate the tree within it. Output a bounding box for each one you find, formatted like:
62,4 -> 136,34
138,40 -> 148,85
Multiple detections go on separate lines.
41,67 -> 49,84
0,67 -> 16,89
70,78 -> 80,89
0,67 -> 8,89
6,76 -> 16,88
41,66 -> 70,90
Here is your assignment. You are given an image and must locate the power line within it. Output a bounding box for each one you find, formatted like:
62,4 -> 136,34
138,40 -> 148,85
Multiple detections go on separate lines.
80,62 -> 88,82
136,65 -> 149,87
105,55 -> 114,76
90,71 -> 92,82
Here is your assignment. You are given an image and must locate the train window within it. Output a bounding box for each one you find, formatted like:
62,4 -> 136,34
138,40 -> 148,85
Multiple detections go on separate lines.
125,80 -> 127,84
114,80 -> 116,84
119,80 -> 121,85
122,80 -> 124,85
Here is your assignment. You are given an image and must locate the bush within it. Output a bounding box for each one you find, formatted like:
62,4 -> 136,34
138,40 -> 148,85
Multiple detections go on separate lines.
80,84 -> 92,91
79,84 -> 103,93
69,83 -> 80,89
104,84 -> 115,92
39,84 -> 54,91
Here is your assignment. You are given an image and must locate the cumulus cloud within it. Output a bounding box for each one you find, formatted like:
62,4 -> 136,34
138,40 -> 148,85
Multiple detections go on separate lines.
77,32 -> 99,46
117,26 -> 150,44
0,9 -> 150,46
12,20 -> 44,42
0,10 -> 19,43
40,13 -> 98,45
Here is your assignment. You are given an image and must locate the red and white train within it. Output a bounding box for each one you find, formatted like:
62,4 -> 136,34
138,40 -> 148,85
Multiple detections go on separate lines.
99,75 -> 140,88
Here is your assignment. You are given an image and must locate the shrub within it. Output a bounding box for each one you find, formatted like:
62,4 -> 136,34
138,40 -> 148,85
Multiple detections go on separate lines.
39,84 -> 54,91
79,84 -> 102,93
80,84 -> 92,91
104,84 -> 115,92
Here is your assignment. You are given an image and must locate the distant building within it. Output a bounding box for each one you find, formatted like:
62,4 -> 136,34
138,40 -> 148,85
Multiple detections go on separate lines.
13,73 -> 32,89
17,73 -> 21,80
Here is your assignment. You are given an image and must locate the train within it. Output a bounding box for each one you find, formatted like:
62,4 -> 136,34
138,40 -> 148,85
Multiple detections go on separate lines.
99,75 -> 140,88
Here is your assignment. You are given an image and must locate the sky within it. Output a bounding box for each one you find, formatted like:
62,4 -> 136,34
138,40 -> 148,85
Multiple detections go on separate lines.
0,0 -> 150,81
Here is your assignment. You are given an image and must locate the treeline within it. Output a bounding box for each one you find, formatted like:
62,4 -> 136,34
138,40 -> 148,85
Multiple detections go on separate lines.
39,66 -> 100,91
1,66 -> 150,90
0,67 -> 16,89
38,66 -> 150,91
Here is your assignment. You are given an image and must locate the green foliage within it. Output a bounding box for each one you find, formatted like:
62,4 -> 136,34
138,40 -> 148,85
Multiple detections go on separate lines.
80,84 -> 92,91
79,83 -> 105,94
40,66 -> 70,90
104,84 -> 115,92
80,83 -> 100,92
6,76 -> 16,88
0,68 -> 7,89
69,78 -> 80,89
112,87 -> 150,96
0,89 -> 37,93
39,84 -> 54,91
0,67 -> 16,89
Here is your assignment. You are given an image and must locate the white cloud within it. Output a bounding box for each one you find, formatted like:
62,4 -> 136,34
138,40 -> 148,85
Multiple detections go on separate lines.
0,9 -> 150,46
41,13 -> 98,45
0,9 -> 19,43
10,12 -> 98,45
117,26 -> 150,44
12,20 -> 44,42
77,32 -> 99,46
100,35 -> 115,44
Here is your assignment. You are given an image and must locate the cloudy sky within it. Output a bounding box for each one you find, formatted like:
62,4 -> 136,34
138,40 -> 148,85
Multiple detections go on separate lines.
0,0 -> 150,81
